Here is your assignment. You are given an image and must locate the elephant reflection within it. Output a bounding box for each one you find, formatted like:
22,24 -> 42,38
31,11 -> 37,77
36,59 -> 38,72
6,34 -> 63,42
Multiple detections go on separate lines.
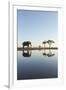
43,49 -> 55,57
22,50 -> 32,57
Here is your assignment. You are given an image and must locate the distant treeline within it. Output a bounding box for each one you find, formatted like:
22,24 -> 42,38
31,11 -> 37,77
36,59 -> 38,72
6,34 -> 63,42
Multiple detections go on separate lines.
18,40 -> 58,50
17,47 -> 58,51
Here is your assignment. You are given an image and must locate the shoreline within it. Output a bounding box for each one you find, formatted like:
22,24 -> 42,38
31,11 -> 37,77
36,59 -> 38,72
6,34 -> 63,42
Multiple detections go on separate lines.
17,47 -> 58,51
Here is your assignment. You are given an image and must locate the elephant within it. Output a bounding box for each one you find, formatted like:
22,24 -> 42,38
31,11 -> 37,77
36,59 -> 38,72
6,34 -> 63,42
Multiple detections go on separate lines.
22,41 -> 31,48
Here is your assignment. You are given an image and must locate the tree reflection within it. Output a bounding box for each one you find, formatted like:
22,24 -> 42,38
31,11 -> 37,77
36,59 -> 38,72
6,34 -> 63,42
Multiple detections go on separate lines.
43,49 -> 55,57
21,49 -> 55,57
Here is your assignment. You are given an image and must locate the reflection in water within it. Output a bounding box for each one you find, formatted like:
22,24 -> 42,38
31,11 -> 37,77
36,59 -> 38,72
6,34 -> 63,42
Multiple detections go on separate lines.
22,49 -> 55,57
43,49 -> 55,57
22,50 -> 32,57
47,54 -> 55,57
17,50 -> 58,80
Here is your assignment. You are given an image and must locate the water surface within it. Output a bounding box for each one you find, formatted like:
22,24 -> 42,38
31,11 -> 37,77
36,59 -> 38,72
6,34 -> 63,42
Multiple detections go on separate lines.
17,49 -> 58,80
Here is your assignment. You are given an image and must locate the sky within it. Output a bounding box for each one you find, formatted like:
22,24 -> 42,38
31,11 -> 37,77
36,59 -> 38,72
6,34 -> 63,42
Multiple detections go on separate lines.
17,10 -> 58,47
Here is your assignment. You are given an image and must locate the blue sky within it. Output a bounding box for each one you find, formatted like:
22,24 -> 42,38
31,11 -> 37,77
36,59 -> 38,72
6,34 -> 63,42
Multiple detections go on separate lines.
17,10 -> 58,47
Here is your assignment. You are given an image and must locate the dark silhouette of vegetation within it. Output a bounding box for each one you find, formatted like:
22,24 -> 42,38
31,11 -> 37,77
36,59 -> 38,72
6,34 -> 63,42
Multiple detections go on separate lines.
47,40 -> 55,48
43,41 -> 47,48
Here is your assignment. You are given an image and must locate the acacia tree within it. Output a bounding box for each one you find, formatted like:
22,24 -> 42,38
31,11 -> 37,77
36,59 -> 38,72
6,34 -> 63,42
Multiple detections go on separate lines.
47,40 -> 54,48
43,41 -> 47,48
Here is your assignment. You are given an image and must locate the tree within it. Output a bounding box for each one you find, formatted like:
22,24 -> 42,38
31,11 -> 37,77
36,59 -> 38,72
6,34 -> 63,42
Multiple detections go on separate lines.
47,40 -> 54,48
43,41 -> 47,48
